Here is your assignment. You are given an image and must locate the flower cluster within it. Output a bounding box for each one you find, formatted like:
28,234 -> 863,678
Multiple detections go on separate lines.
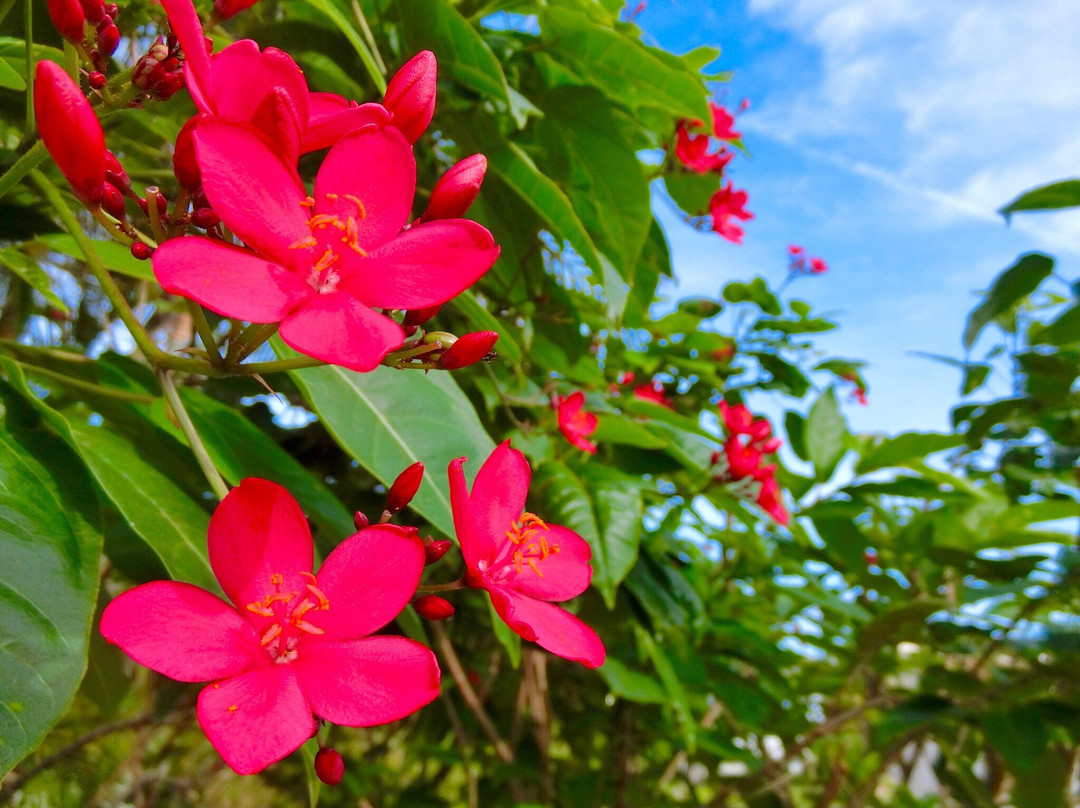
711,401 -> 789,525
788,244 -> 828,275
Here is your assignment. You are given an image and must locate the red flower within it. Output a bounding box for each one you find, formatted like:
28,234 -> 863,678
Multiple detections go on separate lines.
34,61 -> 106,206
752,466 -> 789,525
714,402 -> 787,523
710,103 -> 741,141
633,381 -> 674,409
421,154 -> 487,222
46,0 -> 85,43
555,391 -> 598,454
810,257 -> 828,274
436,331 -> 499,370
674,121 -> 733,174
100,479 -> 440,775
214,0 -> 260,21
788,244 -> 803,256
153,119 -> 499,371
383,51 -> 437,144
709,182 -> 753,244
448,443 -> 606,668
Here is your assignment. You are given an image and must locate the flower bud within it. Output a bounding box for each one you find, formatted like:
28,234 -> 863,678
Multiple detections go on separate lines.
101,183 -> 125,218
35,60 -> 106,207
103,150 -> 130,193
130,241 -> 152,260
437,331 -> 498,370
152,71 -> 186,101
314,747 -> 345,786
413,595 -> 455,621
383,50 -> 437,144
353,510 -> 369,530
213,0 -> 260,21
96,22 -> 120,57
87,71 -> 106,90
138,190 -> 168,216
402,304 -> 441,327
172,115 -> 203,189
386,461 -> 424,514
422,154 -> 486,221
46,0 -> 85,44
79,0 -> 106,24
424,539 -> 451,565
190,207 -> 220,229
104,3 -> 118,18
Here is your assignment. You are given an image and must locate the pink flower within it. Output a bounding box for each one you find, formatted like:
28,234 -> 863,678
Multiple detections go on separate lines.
34,61 -> 106,206
153,119 -> 499,371
710,103 -> 741,141
752,467 -> 789,525
633,381 -> 674,409
674,121 -> 732,174
555,391 -> 598,454
709,183 -> 753,244
448,443 -> 606,668
99,478 -> 440,775
787,244 -> 803,256
810,257 -> 828,274
714,402 -> 788,523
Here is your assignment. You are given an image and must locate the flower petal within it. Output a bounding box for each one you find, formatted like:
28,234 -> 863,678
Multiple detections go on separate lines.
278,292 -> 404,372
160,0 -> 211,111
491,524 -> 593,602
488,588 -> 605,668
449,456 -> 491,574
339,220 -> 499,310
194,118 -> 311,266
208,478 -> 314,616
100,581 -> 265,682
313,126 -> 415,249
153,237 -> 311,322
471,441 -> 529,551
305,525 -> 425,641
197,665 -> 314,775
296,637 -> 440,726
303,100 -> 390,153
208,41 -> 309,131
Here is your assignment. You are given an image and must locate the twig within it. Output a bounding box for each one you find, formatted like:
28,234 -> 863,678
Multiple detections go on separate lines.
157,368 -> 230,500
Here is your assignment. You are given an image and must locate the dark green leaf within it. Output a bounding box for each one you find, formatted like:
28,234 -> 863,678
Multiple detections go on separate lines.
1000,179 -> 1080,218
805,388 -> 848,481
963,253 -> 1054,349
856,431 -> 962,473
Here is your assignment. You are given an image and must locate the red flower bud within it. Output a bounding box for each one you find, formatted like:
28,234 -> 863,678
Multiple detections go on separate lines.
190,207 -> 220,229
313,747 -> 345,786
152,71 -> 185,101
424,539 -> 451,565
353,510 -> 369,530
213,0 -> 260,21
104,3 -> 118,18
101,183 -> 125,218
422,154 -> 486,221
437,331 -> 498,370
130,241 -> 152,260
46,0 -> 85,44
383,50 -> 437,144
413,595 -> 455,621
386,461 -> 424,513
87,71 -> 106,89
137,191 -> 168,216
132,56 -> 165,91
78,0 -> 106,24
96,22 -> 120,56
172,115 -> 203,190
34,61 -> 106,207
402,303 -> 441,327
104,150 -> 130,192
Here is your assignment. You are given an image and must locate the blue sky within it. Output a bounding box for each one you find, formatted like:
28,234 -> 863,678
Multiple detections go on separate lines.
639,0 -> 1080,435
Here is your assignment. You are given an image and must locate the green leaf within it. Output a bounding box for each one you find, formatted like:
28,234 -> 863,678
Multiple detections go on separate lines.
0,358 -> 215,590
635,625 -> 696,749
35,234 -> 155,281
722,277 -> 782,316
0,247 -> 67,311
303,0 -> 386,92
281,343 -> 494,538
535,461 -> 644,607
399,0 -> 511,103
784,410 -> 809,462
664,170 -> 719,217
752,352 -> 811,397
963,253 -> 1054,349
805,388 -> 848,481
450,290 -> 522,363
300,739 -> 322,807
540,7 -> 710,122
0,382 -> 101,777
1032,301 -> 1080,346
598,657 -> 666,704
961,362 -> 991,395
0,57 -> 25,90
487,597 -> 521,668
856,431 -> 962,474
1000,179 -> 1080,219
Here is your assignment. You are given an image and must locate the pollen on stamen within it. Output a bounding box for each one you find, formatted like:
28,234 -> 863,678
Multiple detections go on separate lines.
270,573 -> 284,586
227,704 -> 238,713
260,623 -> 282,647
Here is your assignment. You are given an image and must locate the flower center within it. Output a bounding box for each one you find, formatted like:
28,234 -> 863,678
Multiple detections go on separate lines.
502,512 -> 559,577
245,572 -> 330,664
288,193 -> 369,294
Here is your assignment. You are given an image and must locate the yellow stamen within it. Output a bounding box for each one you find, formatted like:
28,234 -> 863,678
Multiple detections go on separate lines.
260,623 -> 282,647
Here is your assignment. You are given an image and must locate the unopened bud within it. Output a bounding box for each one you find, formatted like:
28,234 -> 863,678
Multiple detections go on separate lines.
34,60 -> 106,207
96,22 -> 120,56
386,461 -> 424,514
132,55 -> 165,91
104,2 -> 118,17
403,304 -> 441,327
138,190 -> 168,216
413,595 -> 455,621
152,71 -> 185,101
130,241 -> 152,260
353,511 -> 369,530
46,0 -> 86,44
104,150 -> 130,192
437,331 -> 498,370
79,0 -> 106,24
213,0 -> 260,20
422,154 -> 486,221
101,183 -> 125,218
87,71 -> 106,90
424,539 -> 451,565
314,747 -> 345,786
190,207 -> 220,229
383,50 -> 437,144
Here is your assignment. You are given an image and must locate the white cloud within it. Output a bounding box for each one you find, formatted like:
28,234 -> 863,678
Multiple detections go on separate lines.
742,0 -> 1080,251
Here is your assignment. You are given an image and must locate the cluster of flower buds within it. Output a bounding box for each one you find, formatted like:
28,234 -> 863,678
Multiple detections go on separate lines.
46,0 -> 120,70
673,102 -> 739,175
787,245 -> 827,275
711,400 -> 789,524
132,35 -> 187,100
387,329 -> 499,371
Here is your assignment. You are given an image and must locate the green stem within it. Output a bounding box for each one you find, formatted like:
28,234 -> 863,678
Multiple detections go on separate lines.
351,0 -> 386,75
230,355 -> 325,375
0,139 -> 47,200
227,321 -> 279,366
24,0 -> 32,131
63,41 -> 78,78
13,360 -> 155,402
417,579 -> 465,594
157,369 -> 230,501
186,300 -> 223,368
30,170 -> 210,376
